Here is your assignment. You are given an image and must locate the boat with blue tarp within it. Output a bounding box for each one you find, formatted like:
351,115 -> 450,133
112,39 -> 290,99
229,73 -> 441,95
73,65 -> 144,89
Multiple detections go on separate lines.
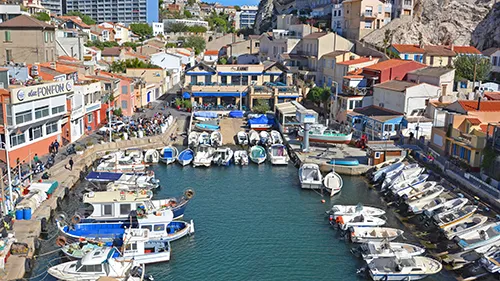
327,158 -> 360,166
195,123 -> 220,131
248,114 -> 275,130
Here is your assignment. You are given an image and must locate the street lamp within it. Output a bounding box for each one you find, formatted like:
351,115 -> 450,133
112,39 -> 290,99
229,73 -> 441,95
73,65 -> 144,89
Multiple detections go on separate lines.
330,81 -> 339,122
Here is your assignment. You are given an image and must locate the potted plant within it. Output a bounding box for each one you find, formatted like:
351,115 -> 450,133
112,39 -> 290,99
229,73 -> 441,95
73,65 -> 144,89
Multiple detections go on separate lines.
86,140 -> 94,148
75,145 -> 84,155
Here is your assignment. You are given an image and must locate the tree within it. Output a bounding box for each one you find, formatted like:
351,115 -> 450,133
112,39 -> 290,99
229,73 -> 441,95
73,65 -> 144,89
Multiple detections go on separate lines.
234,5 -> 241,11
129,23 -> 153,40
184,10 -> 193,18
165,42 -> 177,48
34,12 -> 50,22
253,100 -> 270,114
122,42 -> 141,51
306,87 -> 330,108
65,11 -> 96,25
85,40 -> 119,50
187,0 -> 196,5
183,36 -> 206,55
166,22 -> 188,33
187,25 -> 207,33
110,58 -> 160,73
454,55 -> 492,82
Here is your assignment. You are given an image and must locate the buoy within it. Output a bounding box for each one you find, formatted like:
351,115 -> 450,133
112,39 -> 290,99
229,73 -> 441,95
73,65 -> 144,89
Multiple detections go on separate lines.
329,215 -> 334,221
321,199 -> 326,203
71,214 -> 82,224
55,236 -> 67,247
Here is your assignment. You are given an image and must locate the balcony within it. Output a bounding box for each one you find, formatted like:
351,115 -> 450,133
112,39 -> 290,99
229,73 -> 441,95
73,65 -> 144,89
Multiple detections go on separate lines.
362,12 -> 378,18
189,84 -> 249,93
449,128 -> 487,150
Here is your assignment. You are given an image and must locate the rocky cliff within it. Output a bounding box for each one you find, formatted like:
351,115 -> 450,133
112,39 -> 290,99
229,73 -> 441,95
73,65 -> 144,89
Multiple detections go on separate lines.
253,0 -> 295,34
472,2 -> 500,50
360,0 -> 496,50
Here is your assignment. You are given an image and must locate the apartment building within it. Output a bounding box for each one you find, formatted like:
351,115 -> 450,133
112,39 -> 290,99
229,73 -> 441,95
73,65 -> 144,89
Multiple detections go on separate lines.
390,44 -> 481,67
391,0 -> 413,18
343,0 -> 392,40
331,4 -> 344,35
483,48 -> 500,81
65,0 -> 159,24
70,79 -> 102,141
235,5 -> 258,30
40,0 -> 64,15
0,4 -> 27,23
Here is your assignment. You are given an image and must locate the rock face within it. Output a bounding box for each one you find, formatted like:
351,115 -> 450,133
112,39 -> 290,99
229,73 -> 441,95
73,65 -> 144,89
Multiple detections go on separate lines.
362,0 -> 496,49
253,0 -> 295,34
472,2 -> 500,50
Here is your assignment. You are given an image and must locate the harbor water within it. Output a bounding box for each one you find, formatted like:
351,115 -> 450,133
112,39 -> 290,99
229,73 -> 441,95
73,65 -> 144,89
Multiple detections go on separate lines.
32,162 -> 455,281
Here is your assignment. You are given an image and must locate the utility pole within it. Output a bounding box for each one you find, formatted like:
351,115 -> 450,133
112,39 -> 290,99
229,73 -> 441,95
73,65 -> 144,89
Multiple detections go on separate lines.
473,60 -> 477,90
0,168 -> 4,214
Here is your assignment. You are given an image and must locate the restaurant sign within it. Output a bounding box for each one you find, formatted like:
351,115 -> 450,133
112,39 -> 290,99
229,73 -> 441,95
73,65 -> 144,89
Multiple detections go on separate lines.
11,80 -> 74,104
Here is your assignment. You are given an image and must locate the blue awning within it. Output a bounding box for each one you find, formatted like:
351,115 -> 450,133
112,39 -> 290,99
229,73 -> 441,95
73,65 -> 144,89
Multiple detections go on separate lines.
218,72 -> 263,76
186,71 -> 216,75
277,96 -> 300,99
192,92 -> 248,97
263,72 -> 283,75
182,92 -> 191,99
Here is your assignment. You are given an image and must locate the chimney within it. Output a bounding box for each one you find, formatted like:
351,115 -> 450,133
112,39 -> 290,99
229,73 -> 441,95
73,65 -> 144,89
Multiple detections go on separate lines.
369,55 -> 372,60
450,44 -> 454,51
477,96 -> 481,110
49,62 -> 56,70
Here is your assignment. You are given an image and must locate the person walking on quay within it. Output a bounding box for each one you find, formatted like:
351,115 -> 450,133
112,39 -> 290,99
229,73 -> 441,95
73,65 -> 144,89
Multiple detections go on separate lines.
54,140 -> 60,153
68,158 -> 74,171
33,153 -> 39,163
49,142 -> 54,154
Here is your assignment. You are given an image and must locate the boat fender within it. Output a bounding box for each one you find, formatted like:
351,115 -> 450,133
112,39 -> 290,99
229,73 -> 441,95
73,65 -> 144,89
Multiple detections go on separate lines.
40,218 -> 48,233
55,213 -> 67,223
329,215 -> 334,221
184,189 -> 195,199
34,238 -> 41,250
79,237 -> 86,242
71,214 -> 82,224
25,258 -> 33,273
55,236 -> 67,247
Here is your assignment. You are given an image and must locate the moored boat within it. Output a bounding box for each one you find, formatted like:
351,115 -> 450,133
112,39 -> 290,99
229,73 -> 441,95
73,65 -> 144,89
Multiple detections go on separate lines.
195,123 -> 220,132
233,150 -> 249,165
381,164 -> 424,190
259,131 -> 271,146
433,205 -> 477,229
212,147 -> 233,166
248,130 -> 260,146
159,146 -> 178,165
198,132 -> 211,146
421,197 -> 468,218
249,145 -> 267,164
350,227 -> 404,243
237,131 -> 249,145
457,222 -> 500,251
193,145 -> 215,167
268,144 -> 289,165
144,149 -> 160,164
327,158 -> 359,166
61,240 -> 104,259
408,197 -> 446,215
270,130 -> 283,144
210,131 -> 223,147
298,163 -> 323,189
336,215 -> 386,230
389,174 -> 429,196
328,204 -> 385,218
480,248 -> 500,273
367,256 -> 442,280
298,124 -> 352,144
188,131 -> 199,147
323,170 -> 343,196
359,241 -> 426,260
371,162 -> 404,183
177,148 -> 194,166
442,214 -> 489,240
401,183 -> 444,203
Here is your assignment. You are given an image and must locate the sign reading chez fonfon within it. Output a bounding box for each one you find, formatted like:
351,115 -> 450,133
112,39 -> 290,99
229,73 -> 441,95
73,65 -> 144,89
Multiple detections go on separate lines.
11,80 -> 74,104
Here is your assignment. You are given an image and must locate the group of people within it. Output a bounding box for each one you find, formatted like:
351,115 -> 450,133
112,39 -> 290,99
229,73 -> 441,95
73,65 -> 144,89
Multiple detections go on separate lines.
116,112 -> 172,138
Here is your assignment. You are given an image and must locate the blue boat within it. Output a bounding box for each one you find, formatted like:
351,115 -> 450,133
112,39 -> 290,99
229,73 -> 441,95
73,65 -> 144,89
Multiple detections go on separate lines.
195,123 -> 220,131
327,158 -> 360,166
248,115 -> 274,130
177,148 -> 194,166
160,146 -> 178,165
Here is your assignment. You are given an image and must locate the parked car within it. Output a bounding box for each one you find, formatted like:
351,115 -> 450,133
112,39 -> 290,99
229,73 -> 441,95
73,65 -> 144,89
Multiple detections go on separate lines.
98,121 -> 125,134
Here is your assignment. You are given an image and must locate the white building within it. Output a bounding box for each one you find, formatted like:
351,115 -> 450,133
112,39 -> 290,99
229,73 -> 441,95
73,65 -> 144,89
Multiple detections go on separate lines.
166,48 -> 196,68
331,4 -> 343,35
152,22 -> 164,37
163,19 -> 209,29
70,80 -> 102,141
373,80 -> 441,115
483,48 -> 500,81
150,52 -> 182,85
406,67 -> 455,96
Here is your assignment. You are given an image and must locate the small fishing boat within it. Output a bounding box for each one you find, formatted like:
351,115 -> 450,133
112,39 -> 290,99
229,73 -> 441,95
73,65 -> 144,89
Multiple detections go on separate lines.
336,215 -> 386,230
433,205 -> 477,229
268,144 -> 289,165
249,145 -> 267,164
323,170 -> 343,196
327,158 -> 359,166
193,111 -> 218,121
61,240 -> 104,259
248,114 -> 274,130
177,148 -> 194,166
237,131 -> 249,145
443,215 -> 489,240
359,242 -> 426,260
395,181 -> 436,199
233,150 -> 249,165
457,223 -> 500,251
298,163 -> 323,189
367,256 -> 442,281
480,248 -> 500,273
212,147 -> 234,166
144,149 -> 160,163
328,204 -> 385,218
350,227 -> 404,243
259,131 -> 271,146
270,130 -> 283,144
401,183 -> 444,203
105,175 -> 160,191
159,146 -> 178,165
408,197 -> 446,215
210,131 -> 223,147
195,123 -> 220,132
298,124 -> 352,144
188,131 -> 200,147
198,132 -> 211,146
95,158 -> 147,173
371,162 -> 405,183
48,247 -> 149,281
421,197 -> 468,218
381,165 -> 424,190
193,145 -> 215,167
389,174 -> 429,196
248,130 -> 260,146
440,242 -> 497,270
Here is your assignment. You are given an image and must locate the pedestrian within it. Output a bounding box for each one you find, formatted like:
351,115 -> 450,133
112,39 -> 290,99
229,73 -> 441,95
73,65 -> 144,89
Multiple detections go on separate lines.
409,132 -> 414,144
54,140 -> 60,153
33,153 -> 39,163
49,142 -> 54,153
68,158 -> 74,171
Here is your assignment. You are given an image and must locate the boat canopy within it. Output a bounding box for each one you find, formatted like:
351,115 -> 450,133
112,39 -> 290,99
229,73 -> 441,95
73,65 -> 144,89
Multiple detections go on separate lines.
248,115 -> 275,126
86,171 -> 123,182
229,110 -> 244,118
194,111 -> 218,118
29,181 -> 58,194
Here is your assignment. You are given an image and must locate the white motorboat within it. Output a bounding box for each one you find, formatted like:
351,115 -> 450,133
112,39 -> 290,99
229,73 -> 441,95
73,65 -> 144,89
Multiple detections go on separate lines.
389,174 -> 429,196
233,150 -> 249,165
360,242 -> 426,260
95,158 -> 147,173
408,197 -> 447,214
106,174 -> 160,191
270,130 -> 283,144
457,222 -> 500,251
248,145 -> 267,164
237,131 -> 249,145
440,242 -> 500,270
188,131 -> 199,147
328,204 -> 385,218
480,248 -> 500,273
61,240 -> 103,259
443,215 -> 489,240
402,184 -> 444,204
395,181 -> 436,199
193,145 -> 215,167
297,124 -> 352,144
48,247 -> 146,281
210,131 -> 223,147
298,163 -> 323,189
433,205 -> 477,229
381,165 -> 424,190
421,197 -> 468,218
212,147 -> 234,166
198,132 -> 211,146
367,256 -> 442,281
259,131 -> 271,146
323,170 -> 343,196
159,146 -> 178,165
248,130 -> 260,146
372,162 -> 404,183
383,163 -> 409,182
336,214 -> 386,230
350,227 -> 404,243
177,148 -> 194,166
144,149 -> 160,163
268,144 -> 289,165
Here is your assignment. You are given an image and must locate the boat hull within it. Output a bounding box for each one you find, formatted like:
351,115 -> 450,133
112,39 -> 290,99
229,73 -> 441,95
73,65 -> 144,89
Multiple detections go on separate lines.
298,133 -> 352,144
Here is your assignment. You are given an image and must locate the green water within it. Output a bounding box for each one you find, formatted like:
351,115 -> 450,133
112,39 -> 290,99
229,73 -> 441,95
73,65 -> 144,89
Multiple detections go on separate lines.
32,163 -> 455,281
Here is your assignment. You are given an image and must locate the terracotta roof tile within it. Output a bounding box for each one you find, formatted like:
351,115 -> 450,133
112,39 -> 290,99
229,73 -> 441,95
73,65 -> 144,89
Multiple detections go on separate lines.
453,46 -> 481,55
465,117 -> 482,125
480,124 -> 495,135
423,45 -> 456,56
101,47 -> 122,56
392,44 -> 425,54
364,59 -> 425,71
58,55 -> 79,61
204,50 -> 219,56
483,48 -> 500,56
484,92 -> 500,100
337,57 -> 375,66
457,100 -> 500,112
0,15 -> 54,29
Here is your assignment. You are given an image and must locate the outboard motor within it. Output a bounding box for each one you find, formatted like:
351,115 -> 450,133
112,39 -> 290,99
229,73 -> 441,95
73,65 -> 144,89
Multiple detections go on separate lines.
66,144 -> 76,155
45,154 -> 55,169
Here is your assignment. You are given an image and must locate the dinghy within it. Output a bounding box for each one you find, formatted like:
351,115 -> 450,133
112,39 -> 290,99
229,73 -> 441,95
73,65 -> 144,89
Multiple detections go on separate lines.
159,146 -> 178,165
336,215 -> 386,230
402,183 -> 444,203
457,223 -> 500,251
328,204 -> 385,218
210,131 -> 223,147
389,174 -> 429,196
350,227 -> 404,243
367,256 -> 442,280
395,180 -> 436,199
433,205 -> 477,229
270,130 -> 283,144
248,130 -> 260,146
198,132 -> 211,146
193,145 -> 215,167
237,131 -> 249,145
298,163 -> 323,189
213,147 -> 234,166
371,162 -> 404,183
359,242 -> 426,260
323,170 -> 343,196
61,240 -> 103,259
177,148 -> 194,166
144,149 -> 160,163
268,144 -> 289,165
443,215 -> 489,240
297,124 -> 352,144
249,145 -> 267,164
259,131 -> 271,146
422,197 -> 468,218
381,164 -> 424,190
195,123 -> 220,131
188,131 -> 199,147
408,197 -> 446,215
233,150 -> 249,165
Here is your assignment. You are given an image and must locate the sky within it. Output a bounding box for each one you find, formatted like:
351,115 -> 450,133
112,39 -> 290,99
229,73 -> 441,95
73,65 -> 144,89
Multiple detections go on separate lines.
210,0 -> 259,6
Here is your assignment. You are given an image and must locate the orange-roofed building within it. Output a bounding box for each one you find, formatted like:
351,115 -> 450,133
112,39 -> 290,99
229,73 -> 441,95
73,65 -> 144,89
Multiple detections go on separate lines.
29,62 -> 79,82
484,92 -> 500,101
361,59 -> 426,86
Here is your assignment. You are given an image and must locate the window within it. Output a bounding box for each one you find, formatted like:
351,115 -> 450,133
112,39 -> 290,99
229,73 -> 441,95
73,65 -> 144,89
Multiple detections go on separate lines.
365,6 -> 373,16
44,32 -> 48,43
10,132 -> 25,147
87,113 -> 93,123
29,126 -> 43,141
221,76 -> 227,84
103,204 -> 112,216
378,5 -> 382,13
4,31 -> 11,42
374,151 -> 381,159
50,32 -> 53,42
15,110 -> 32,124
52,105 -> 65,115
384,124 -> 392,132
78,264 -> 102,272
394,124 -> 400,132
120,204 -> 131,215
493,57 -> 498,66
35,106 -> 49,119
153,224 -> 165,231
338,10 -> 341,16
46,121 -> 58,134
125,243 -> 138,251
252,75 -> 258,81
5,50 -> 12,62
141,225 -> 152,231
365,21 -> 372,29
334,10 -> 337,16
121,85 -> 128,94
121,100 -> 128,109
